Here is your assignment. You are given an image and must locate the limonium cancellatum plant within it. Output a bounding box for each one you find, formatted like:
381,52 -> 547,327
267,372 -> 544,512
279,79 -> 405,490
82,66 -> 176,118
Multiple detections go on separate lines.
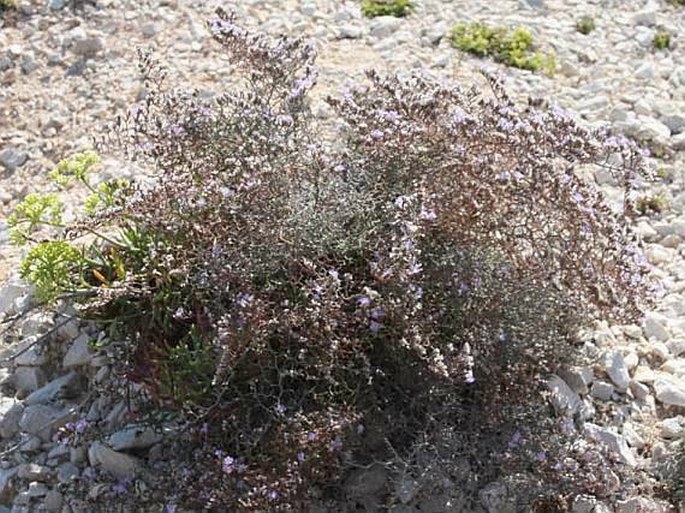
14,8 -> 658,511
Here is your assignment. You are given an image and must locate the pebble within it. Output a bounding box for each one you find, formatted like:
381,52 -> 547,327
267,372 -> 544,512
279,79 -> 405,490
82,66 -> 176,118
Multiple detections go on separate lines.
654,377 -> 685,407
605,351 -> 630,391
659,416 -> 685,438
591,380 -> 614,401
0,149 -> 28,174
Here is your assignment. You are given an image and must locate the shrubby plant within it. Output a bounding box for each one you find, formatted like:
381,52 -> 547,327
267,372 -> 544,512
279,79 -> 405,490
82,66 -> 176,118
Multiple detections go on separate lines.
14,8 -> 657,511
575,16 -> 596,35
450,22 -> 557,74
361,0 -> 413,18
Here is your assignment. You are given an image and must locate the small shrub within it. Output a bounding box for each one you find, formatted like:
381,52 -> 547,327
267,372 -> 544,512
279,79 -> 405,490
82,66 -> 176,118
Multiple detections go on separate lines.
450,22 -> 557,74
0,0 -> 16,12
636,191 -> 669,215
15,8 -> 656,511
653,30 -> 671,50
361,0 -> 413,18
575,16 -> 596,35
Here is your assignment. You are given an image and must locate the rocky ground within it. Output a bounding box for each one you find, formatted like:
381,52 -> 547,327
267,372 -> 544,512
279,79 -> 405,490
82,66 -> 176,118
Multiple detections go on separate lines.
0,0 -> 684,511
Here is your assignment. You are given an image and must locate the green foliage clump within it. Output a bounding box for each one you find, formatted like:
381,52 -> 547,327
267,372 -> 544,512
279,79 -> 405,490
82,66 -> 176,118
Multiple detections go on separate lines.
576,16 -> 596,35
449,22 -> 556,75
20,241 -> 84,303
8,193 -> 63,245
653,30 -> 671,50
0,0 -> 16,12
361,0 -> 413,18
636,191 -> 669,215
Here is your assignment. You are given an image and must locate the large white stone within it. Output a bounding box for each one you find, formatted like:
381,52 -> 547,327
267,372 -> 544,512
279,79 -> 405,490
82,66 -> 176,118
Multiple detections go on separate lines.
584,423 -> 637,466
62,333 -> 93,368
644,312 -> 671,341
24,372 -> 80,406
654,377 -> 685,407
547,375 -> 587,418
107,425 -> 162,451
88,442 -> 143,479
604,351 -> 630,391
659,417 -> 685,438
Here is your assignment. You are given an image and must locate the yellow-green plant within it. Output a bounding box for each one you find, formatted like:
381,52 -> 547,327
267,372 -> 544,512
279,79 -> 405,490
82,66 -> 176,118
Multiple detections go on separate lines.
450,22 -> 556,75
8,151 -> 138,302
653,31 -> 671,50
361,0 -> 413,18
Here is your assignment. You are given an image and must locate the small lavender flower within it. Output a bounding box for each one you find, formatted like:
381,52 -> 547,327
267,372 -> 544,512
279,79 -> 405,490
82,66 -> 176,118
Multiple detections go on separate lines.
369,320 -> 383,333
369,129 -> 384,140
357,295 -> 373,307
222,455 -> 235,475
508,430 -> 522,449
370,308 -> 384,321
112,477 -> 131,496
75,419 -> 88,434
297,451 -> 305,462
236,292 -> 253,308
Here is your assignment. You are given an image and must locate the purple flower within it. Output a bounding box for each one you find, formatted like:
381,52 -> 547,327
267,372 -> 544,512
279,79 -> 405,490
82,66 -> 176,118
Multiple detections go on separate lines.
369,321 -> 383,333
274,403 -> 286,415
170,124 -> 185,136
222,455 -> 235,475
420,209 -> 437,221
370,308 -> 384,321
356,424 -> 365,435
236,293 -> 253,308
377,109 -> 400,122
307,432 -> 318,442
275,114 -> 294,126
357,295 -> 373,307
537,451 -> 547,462
75,419 -> 88,434
464,371 -> 475,384
406,262 -> 422,276
508,430 -> 522,449
268,489 -> 279,501
166,504 -> 177,513
297,451 -> 305,462
571,192 -> 584,203
369,129 -> 384,140
581,221 -> 592,237
112,478 -> 131,496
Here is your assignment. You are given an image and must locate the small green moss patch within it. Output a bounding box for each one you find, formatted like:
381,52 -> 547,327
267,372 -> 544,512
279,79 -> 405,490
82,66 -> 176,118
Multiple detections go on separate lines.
361,0 -> 413,18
